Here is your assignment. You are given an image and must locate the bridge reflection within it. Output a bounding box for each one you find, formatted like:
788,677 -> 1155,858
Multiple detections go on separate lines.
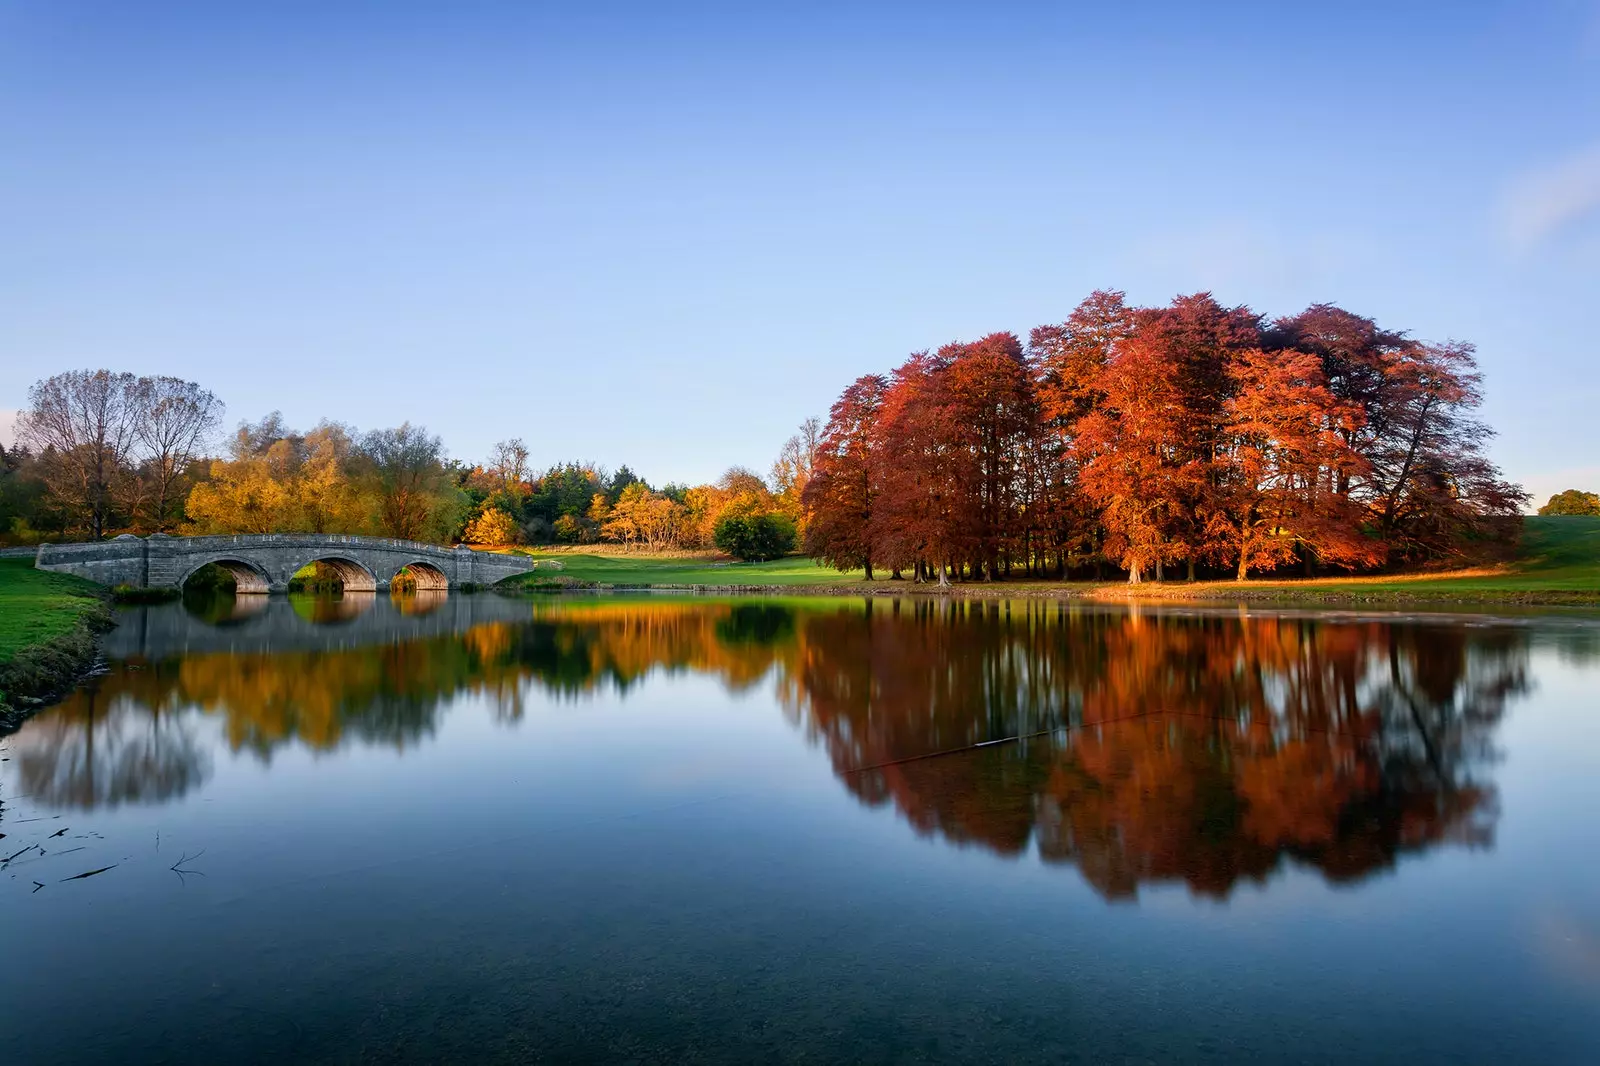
8,596 -> 1560,900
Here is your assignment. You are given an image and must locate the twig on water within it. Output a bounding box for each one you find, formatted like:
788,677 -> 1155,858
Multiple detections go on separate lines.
2,843 -> 39,864
170,849 -> 207,885
32,880 -> 45,893
60,865 -> 118,882
50,827 -> 69,838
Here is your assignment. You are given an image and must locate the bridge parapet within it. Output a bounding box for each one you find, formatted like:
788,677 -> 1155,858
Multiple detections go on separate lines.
34,534 -> 534,592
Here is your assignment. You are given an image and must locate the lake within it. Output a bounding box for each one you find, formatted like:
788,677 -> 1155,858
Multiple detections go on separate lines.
2,593 -> 1598,1064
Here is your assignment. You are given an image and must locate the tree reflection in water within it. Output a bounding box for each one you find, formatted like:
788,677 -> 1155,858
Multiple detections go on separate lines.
10,597 -> 1526,899
12,683 -> 212,810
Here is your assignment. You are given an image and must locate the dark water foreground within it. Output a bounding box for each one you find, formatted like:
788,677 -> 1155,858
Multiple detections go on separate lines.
1,593 -> 1597,1065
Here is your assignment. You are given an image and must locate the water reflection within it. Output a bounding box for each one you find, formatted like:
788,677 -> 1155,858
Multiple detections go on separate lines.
11,596 -> 1538,900
181,589 -> 269,625
290,589 -> 376,624
393,588 -> 448,616
12,684 -> 213,810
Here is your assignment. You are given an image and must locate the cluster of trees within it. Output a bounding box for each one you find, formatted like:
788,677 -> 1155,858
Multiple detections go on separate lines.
456,439 -> 813,559
1538,489 -> 1600,516
178,415 -> 466,542
0,372 -> 471,545
4,370 -> 222,539
4,370 -> 815,558
804,292 -> 1528,582
7,301 -> 1536,575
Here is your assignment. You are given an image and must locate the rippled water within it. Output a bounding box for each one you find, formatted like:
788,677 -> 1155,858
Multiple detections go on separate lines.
2,593 -> 1598,1064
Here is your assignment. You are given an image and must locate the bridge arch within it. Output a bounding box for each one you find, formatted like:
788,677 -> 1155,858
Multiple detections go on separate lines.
392,561 -> 450,592
180,558 -> 272,595
298,556 -> 378,593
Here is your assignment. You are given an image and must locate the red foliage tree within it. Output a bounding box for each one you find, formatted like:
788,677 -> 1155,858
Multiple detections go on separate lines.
1074,333 -> 1203,582
1212,347 -> 1378,578
802,374 -> 887,578
802,293 -> 1523,583
1029,290 -> 1133,573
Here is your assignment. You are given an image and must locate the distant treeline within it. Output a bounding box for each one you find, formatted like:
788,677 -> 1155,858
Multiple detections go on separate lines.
1,294 -> 1576,578
0,370 -> 815,561
803,292 -> 1531,582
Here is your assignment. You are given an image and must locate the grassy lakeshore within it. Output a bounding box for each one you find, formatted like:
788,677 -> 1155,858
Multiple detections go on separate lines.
1097,516 -> 1599,606
0,557 -> 113,726
501,550 -> 867,589
499,517 -> 1600,607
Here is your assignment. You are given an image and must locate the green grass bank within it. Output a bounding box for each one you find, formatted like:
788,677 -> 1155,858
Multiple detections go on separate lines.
0,556 -> 113,728
500,551 -> 865,590
500,517 -> 1600,607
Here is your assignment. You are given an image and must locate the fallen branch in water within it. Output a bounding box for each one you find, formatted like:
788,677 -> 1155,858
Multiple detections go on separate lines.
49,827 -> 69,838
32,880 -> 44,893
2,843 -> 39,864
60,864 -> 117,881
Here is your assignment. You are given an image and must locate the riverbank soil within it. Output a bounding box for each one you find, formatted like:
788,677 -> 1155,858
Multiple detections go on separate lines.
0,557 -> 112,726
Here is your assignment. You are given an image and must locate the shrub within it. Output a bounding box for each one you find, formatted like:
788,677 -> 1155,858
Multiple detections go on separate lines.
713,512 -> 797,561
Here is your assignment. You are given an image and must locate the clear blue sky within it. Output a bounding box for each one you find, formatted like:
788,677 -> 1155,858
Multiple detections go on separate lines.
2,1 -> 1597,502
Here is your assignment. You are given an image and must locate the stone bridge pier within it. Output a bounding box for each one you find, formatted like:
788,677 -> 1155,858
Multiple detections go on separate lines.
33,534 -> 534,593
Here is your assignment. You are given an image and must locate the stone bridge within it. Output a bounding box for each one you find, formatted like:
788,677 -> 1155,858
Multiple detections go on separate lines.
32,534 -> 534,593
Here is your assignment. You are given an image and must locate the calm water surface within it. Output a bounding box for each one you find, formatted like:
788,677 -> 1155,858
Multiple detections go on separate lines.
2,592 -> 1598,1064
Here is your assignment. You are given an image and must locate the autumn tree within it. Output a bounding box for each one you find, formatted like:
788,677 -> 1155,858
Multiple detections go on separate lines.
132,376 -> 223,531
803,374 -> 887,578
294,423 -> 365,533
1134,293 -> 1262,577
1269,307 -> 1526,565
463,506 -> 519,545
1028,290 -> 1133,573
184,427 -> 294,535
680,467 -> 776,550
1212,347 -> 1376,578
1538,489 -> 1600,516
15,370 -> 143,539
359,423 -> 464,542
488,438 -> 530,495
1364,342 -> 1527,562
1074,334 -> 1199,582
873,353 -> 964,583
771,416 -> 823,530
599,482 -> 684,551
939,333 -> 1036,579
